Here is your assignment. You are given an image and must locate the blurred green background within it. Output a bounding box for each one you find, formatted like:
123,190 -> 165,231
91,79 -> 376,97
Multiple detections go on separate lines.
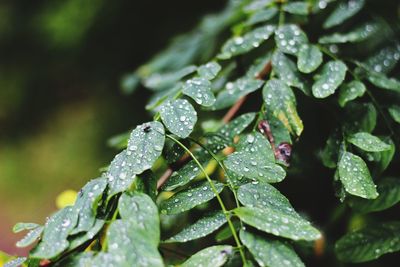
0,0 -> 224,255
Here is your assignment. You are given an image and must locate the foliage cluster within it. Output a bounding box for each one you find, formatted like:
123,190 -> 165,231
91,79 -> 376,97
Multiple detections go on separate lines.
6,0 -> 400,266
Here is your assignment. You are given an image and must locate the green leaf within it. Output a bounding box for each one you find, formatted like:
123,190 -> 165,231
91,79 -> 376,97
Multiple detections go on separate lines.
160,99 -> 197,138
30,206 -> 78,259
126,121 -> 165,173
347,132 -> 391,152
234,207 -> 321,241
367,72 -> 400,93
246,7 -> 278,26
162,150 -> 210,191
118,192 -> 160,245
53,252 -> 95,267
312,61 -> 347,98
348,178 -> 400,213
106,151 -> 137,196
236,132 -> 275,161
160,181 -> 224,214
105,220 -> 163,266
13,222 -> 40,233
323,0 -> 365,29
213,78 -> 264,110
143,65 -> 197,91
263,79 -> 303,136
240,230 -> 305,267
264,113 -> 292,145
388,105 -> 400,123
374,137 -> 395,173
275,24 -> 308,56
297,44 -> 323,74
244,0 -> 274,13
238,183 -> 300,218
338,152 -> 378,199
283,1 -> 309,15
68,219 -> 105,251
218,25 -> 276,59
181,245 -> 233,267
343,102 -> 377,133
71,177 -> 107,235
197,62 -> 221,80
338,80 -> 366,107
225,149 -> 286,183
363,44 -> 400,74
272,51 -> 308,94
182,77 -> 216,106
16,226 -> 43,248
335,221 -> 400,263
166,211 -> 227,243
319,22 -> 379,44
4,257 -> 27,267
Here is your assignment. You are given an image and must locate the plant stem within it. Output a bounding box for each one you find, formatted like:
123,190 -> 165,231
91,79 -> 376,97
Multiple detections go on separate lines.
166,134 -> 247,264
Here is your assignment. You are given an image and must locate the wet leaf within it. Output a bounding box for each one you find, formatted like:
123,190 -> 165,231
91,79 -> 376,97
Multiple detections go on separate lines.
297,44 -> 323,74
213,78 -> 264,110
323,0 -> 365,29
234,207 -> 321,241
272,51 -> 308,93
119,192 -> 160,245
263,79 -> 303,136
240,230 -> 305,267
105,220 -> 163,266
104,121 -> 165,194
319,22 -> 379,44
225,147 -> 286,183
246,7 -> 278,26
160,181 -> 224,215
367,72 -> 400,93
388,105 -> 400,124
238,183 -> 300,218
4,257 -> 27,267
16,226 -> 43,248
347,132 -> 390,152
181,245 -> 233,267
13,222 -> 40,233
71,177 -> 107,235
166,211 -> 226,243
182,77 -> 216,106
162,150 -> 210,191
335,221 -> 400,263
275,24 -> 308,56
53,252 -> 95,267
30,206 -> 78,259
160,99 -> 197,138
338,152 -> 378,199
68,220 -> 105,251
312,61 -> 347,98
348,178 -> 400,213
363,43 -> 400,74
283,1 -> 309,15
218,25 -> 276,59
197,62 -> 221,80
338,80 -> 366,107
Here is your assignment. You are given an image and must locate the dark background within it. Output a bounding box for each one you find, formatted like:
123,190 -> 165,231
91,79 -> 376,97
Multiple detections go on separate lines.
0,0 -> 225,255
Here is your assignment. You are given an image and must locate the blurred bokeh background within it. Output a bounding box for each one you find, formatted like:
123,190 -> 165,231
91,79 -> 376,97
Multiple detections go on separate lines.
0,0 -> 225,256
